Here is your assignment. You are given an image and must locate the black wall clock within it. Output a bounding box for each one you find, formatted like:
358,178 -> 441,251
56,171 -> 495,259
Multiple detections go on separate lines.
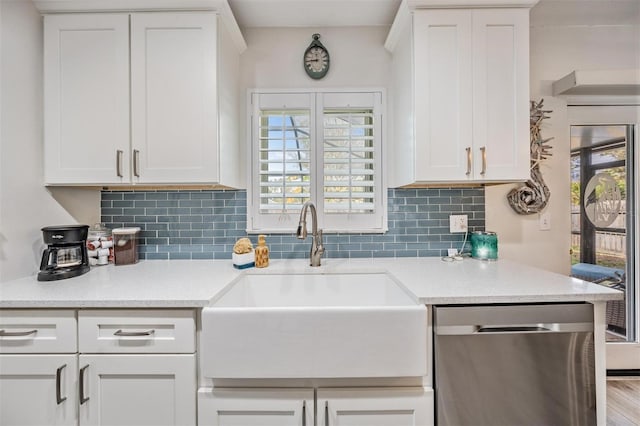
303,33 -> 330,80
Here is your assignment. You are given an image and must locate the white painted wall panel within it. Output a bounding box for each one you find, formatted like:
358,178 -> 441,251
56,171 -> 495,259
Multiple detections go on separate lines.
0,0 -> 98,282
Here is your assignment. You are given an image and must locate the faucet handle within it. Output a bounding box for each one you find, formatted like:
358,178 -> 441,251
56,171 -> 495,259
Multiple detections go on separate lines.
317,229 -> 325,254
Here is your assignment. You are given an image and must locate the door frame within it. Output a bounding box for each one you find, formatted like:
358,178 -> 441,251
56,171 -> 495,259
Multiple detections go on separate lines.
568,105 -> 640,370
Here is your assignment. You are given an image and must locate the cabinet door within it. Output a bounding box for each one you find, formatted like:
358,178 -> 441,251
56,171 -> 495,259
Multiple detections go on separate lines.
0,354 -> 77,426
472,9 -> 530,181
78,354 -> 196,426
317,387 -> 433,426
413,10 -> 473,182
198,387 -> 314,426
130,13 -> 218,184
44,14 -> 130,184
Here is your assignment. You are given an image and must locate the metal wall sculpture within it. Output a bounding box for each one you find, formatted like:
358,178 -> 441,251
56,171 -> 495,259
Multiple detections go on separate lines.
507,99 -> 553,215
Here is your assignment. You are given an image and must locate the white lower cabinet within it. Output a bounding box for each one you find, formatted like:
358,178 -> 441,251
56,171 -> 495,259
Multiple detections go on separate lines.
198,386 -> 433,426
318,387 -> 433,426
0,310 -> 78,426
77,309 -> 196,426
78,354 -> 196,426
0,309 -> 196,426
198,388 -> 314,426
0,354 -> 78,426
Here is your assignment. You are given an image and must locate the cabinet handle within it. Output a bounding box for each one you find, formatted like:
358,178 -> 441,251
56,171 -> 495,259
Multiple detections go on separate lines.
325,401 -> 329,426
116,150 -> 124,178
302,401 -> 306,426
133,149 -> 140,177
113,329 -> 155,337
79,364 -> 90,404
0,329 -> 37,337
465,147 -> 472,176
480,146 -> 487,176
56,364 -> 67,405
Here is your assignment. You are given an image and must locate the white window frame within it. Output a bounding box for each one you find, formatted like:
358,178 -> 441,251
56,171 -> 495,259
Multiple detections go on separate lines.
247,89 -> 387,233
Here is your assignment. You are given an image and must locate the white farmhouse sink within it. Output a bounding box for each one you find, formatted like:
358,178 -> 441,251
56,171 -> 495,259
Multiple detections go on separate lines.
201,272 -> 427,379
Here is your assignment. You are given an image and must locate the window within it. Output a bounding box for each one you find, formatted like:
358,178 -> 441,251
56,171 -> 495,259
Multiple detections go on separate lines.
248,91 -> 385,233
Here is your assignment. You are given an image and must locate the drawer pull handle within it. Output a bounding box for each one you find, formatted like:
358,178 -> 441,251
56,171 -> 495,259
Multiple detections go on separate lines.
465,147 -> 472,176
56,364 -> 67,405
0,329 -> 38,337
79,365 -> 90,404
114,329 -> 155,337
302,400 -> 307,426
325,401 -> 329,426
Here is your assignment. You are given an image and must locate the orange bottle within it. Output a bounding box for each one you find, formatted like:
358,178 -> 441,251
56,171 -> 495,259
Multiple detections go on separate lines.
255,235 -> 269,268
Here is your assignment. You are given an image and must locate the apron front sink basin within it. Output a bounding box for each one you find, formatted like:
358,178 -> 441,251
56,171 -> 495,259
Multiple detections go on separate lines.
201,272 -> 427,379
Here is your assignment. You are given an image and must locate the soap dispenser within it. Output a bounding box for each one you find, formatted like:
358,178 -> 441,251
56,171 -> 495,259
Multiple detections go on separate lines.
255,235 -> 269,268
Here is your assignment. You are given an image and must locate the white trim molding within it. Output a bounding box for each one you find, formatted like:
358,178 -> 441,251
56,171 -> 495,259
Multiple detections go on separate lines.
33,0 -> 246,53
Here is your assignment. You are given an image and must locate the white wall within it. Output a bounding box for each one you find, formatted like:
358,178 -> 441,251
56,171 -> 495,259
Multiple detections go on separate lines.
485,0 -> 640,274
0,0 -> 99,281
240,26 -> 391,89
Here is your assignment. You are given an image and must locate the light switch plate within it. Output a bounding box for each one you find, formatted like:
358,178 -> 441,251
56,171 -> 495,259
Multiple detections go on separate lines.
539,211 -> 551,231
449,215 -> 468,233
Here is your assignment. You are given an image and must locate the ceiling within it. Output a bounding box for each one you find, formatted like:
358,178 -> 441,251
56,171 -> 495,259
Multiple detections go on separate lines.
226,0 -> 639,29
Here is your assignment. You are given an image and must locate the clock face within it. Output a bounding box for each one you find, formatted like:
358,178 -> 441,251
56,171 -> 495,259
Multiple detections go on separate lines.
303,35 -> 330,79
305,47 -> 329,73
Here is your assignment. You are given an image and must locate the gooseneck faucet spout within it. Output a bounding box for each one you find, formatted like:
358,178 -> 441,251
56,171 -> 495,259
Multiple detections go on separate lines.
296,201 -> 325,267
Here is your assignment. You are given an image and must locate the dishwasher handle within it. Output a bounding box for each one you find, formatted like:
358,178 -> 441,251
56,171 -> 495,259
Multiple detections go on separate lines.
477,325 -> 550,333
436,322 -> 593,335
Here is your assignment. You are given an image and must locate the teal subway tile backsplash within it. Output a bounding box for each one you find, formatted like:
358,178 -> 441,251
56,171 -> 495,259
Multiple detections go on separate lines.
100,188 -> 485,260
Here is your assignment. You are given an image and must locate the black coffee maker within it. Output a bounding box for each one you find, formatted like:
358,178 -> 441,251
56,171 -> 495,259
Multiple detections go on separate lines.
38,225 -> 90,281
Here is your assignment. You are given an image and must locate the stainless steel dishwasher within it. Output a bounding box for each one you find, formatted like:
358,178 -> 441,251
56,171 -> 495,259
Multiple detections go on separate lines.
434,303 -> 596,426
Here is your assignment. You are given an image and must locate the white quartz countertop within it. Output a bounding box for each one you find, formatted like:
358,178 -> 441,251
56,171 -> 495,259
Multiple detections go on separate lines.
0,257 -> 623,308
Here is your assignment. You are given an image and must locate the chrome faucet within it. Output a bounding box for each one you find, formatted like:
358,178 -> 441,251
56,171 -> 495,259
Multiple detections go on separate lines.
296,201 -> 325,267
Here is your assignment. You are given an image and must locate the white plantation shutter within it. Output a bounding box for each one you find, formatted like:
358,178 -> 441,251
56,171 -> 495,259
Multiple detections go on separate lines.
323,109 -> 375,213
251,93 -> 314,230
258,110 -> 311,212
318,92 -> 383,231
249,91 -> 385,232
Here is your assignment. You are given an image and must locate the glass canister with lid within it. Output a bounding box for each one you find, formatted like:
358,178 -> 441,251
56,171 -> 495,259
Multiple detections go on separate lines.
87,223 -> 113,266
112,227 -> 141,265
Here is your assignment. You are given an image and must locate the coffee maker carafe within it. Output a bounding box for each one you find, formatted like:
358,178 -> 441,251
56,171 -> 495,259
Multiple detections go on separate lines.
38,225 -> 90,281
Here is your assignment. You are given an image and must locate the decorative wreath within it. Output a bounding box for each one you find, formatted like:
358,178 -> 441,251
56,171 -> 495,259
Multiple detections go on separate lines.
507,99 -> 553,215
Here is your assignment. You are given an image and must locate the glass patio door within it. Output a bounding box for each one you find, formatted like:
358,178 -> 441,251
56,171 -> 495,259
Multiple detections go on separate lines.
569,106 -> 639,369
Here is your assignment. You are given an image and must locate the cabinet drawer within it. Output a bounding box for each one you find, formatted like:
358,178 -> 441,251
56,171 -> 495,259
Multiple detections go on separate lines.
0,310 -> 77,353
78,310 -> 195,353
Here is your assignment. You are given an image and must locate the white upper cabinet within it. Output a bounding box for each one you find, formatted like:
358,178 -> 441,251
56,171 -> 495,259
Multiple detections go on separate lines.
130,13 -> 218,184
386,2 -> 534,186
44,14 -> 130,185
43,6 -> 245,187
413,10 -> 473,183
471,9 -> 530,182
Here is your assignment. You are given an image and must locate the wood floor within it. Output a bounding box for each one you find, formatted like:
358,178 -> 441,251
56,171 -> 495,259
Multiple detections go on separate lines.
607,377 -> 640,425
